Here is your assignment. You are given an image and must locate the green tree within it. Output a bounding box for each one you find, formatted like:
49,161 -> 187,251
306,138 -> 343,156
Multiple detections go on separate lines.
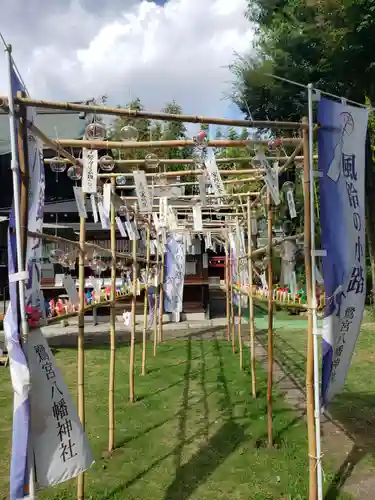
233,0 -> 375,298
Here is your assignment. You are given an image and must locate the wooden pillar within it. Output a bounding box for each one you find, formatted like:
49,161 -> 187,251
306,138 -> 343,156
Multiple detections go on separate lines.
129,218 -> 137,403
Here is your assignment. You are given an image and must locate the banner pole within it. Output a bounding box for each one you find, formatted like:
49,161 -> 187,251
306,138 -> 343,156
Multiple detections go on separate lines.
141,218 -> 150,376
6,45 -> 37,499
307,83 -> 324,500
266,189 -> 274,448
302,116 -> 318,500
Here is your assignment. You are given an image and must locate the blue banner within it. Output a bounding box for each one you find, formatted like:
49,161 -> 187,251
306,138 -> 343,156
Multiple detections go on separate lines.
164,234 -> 185,313
318,98 -> 368,406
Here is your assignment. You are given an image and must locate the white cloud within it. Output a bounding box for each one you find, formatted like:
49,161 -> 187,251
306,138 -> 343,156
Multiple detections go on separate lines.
0,0 -> 253,120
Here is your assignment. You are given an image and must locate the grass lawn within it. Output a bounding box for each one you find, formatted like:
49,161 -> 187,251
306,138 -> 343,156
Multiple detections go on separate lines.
258,308 -> 375,480
0,334 -> 352,500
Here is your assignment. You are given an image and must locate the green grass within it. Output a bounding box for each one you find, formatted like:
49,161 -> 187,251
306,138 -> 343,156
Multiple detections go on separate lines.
259,308 -> 375,485
0,336 -> 352,499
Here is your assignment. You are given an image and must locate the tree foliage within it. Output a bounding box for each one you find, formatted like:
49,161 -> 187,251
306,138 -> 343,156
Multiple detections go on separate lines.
233,0 -> 375,295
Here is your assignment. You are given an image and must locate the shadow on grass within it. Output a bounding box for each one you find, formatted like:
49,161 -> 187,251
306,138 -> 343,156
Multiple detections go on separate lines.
105,336 -> 247,499
163,336 -> 246,500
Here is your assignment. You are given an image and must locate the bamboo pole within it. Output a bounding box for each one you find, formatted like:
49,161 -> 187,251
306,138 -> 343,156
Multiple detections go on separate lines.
266,190 -> 274,448
101,169 -> 264,178
153,244 -> 159,357
50,138 -> 302,150
247,196 -> 257,399
236,235 -> 243,370
158,237 -> 165,343
225,238 -> 230,342
45,155 -> 311,166
108,177 -> 116,454
27,230 -> 154,264
302,116 -> 318,500
129,227 -> 137,403
15,96 -> 306,129
141,221 -> 150,376
77,200 -> 86,500
229,244 -> 236,354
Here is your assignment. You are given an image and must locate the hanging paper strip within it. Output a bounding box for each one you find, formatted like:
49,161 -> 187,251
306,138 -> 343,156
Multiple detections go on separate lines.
90,194 -> 98,223
164,233 -> 186,313
73,186 -> 87,219
82,148 -> 98,194
192,204 -> 203,231
256,150 -> 280,205
133,170 -> 152,213
205,151 -> 226,203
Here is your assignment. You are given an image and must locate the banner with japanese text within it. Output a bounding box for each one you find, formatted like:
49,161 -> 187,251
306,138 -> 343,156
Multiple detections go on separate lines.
318,98 -> 368,406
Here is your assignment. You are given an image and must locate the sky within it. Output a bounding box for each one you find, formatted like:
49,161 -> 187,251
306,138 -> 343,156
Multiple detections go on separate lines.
0,0 -> 253,134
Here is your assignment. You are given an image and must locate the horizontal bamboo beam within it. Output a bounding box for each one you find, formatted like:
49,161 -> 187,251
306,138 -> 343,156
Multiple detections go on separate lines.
13,96 -> 306,130
100,169 -> 264,178
28,231 -> 154,264
44,155 -> 312,166
53,138 -> 301,150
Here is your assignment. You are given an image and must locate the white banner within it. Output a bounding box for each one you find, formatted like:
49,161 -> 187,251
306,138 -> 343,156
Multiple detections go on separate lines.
25,329 -> 94,488
205,151 -> 226,202
164,233 -> 186,313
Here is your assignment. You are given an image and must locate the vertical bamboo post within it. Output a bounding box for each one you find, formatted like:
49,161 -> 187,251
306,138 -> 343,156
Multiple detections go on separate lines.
153,244 -> 159,357
225,235 -> 230,342
229,244 -> 236,353
158,236 -> 165,343
141,219 -> 150,375
108,177 -> 116,453
129,210 -> 137,403
77,199 -> 86,500
266,190 -> 274,448
236,235 -> 243,370
303,116 -> 318,500
247,196 -> 257,398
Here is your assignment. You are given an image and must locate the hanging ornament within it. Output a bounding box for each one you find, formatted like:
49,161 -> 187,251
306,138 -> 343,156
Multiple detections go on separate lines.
282,181 -> 297,219
50,157 -> 67,173
267,137 -> 282,152
49,248 -> 64,263
85,121 -> 106,140
118,204 -> 127,216
144,153 -> 160,169
67,165 -> 82,181
194,130 -> 208,145
120,125 -> 139,142
116,175 -> 127,186
99,155 -> 115,172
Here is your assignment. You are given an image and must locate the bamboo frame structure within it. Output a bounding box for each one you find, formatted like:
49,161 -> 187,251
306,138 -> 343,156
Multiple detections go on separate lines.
12,96 -> 308,130
5,88 -> 324,500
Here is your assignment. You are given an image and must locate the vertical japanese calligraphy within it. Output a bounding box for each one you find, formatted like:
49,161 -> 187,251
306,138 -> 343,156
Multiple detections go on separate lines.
133,170 -> 152,213
82,148 -> 98,194
25,330 -> 94,488
318,98 -> 368,405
